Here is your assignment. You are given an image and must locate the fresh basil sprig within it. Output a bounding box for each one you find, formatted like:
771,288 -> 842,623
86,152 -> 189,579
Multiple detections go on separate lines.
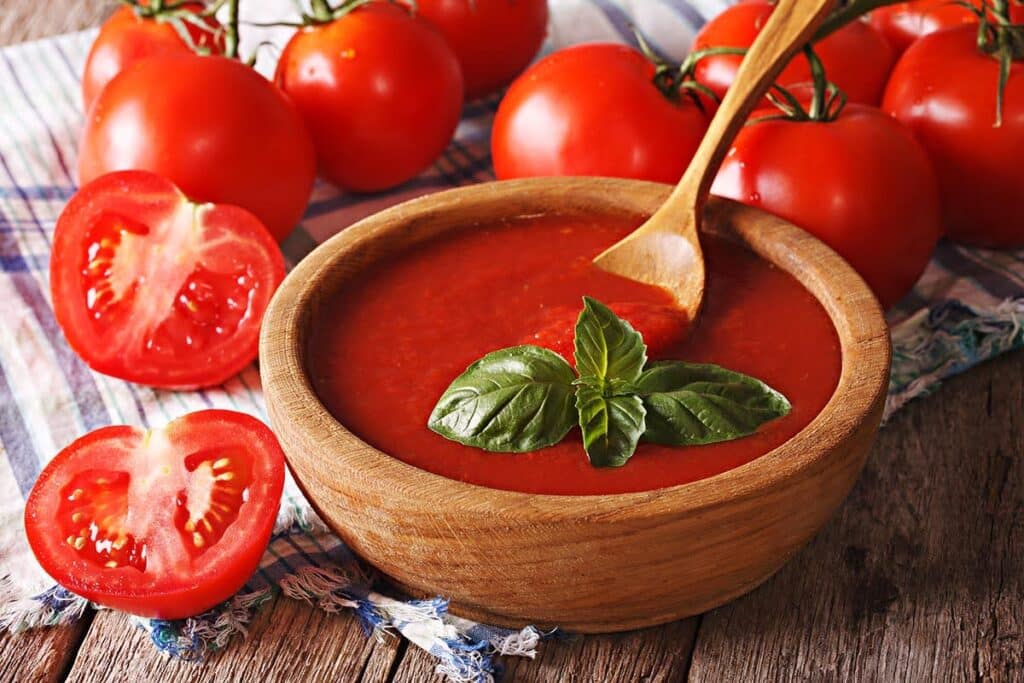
428,297 -> 791,467
427,345 -> 577,452
636,362 -> 792,446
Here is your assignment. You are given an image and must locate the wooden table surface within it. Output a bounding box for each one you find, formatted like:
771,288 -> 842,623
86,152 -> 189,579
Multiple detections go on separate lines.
1,4 -> 1022,682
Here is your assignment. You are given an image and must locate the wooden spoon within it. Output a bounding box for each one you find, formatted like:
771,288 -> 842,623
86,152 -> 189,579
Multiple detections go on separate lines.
593,0 -> 837,319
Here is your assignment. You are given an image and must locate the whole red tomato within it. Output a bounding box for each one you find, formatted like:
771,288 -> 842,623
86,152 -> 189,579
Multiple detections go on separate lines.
275,3 -> 463,193
870,0 -> 1024,55
82,3 -> 222,108
403,0 -> 549,99
712,104 -> 941,309
883,26 -> 1024,248
692,0 -> 895,105
79,55 -> 316,242
25,410 -> 284,619
492,44 -> 710,182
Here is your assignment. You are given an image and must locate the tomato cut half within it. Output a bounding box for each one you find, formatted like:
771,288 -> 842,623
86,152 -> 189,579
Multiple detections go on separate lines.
25,410 -> 285,620
51,171 -> 285,389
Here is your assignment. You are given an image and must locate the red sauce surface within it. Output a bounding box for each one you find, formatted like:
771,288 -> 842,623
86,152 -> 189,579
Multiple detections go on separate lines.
308,215 -> 841,495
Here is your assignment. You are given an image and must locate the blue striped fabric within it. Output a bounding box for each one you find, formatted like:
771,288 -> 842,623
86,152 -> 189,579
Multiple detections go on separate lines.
1,1 -> 1022,681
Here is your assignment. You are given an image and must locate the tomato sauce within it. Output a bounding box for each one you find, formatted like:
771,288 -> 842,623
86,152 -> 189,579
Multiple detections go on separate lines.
308,215 -> 841,495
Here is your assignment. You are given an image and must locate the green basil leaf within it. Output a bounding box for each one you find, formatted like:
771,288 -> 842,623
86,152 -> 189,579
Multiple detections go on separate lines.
636,361 -> 791,446
573,297 -> 647,385
576,383 -> 646,467
428,345 -> 577,452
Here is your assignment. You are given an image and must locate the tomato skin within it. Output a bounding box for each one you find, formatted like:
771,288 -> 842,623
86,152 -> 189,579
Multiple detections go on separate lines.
403,0 -> 549,99
692,0 -> 895,105
883,27 -> 1024,248
25,410 -> 285,619
712,104 -> 941,309
79,55 -> 315,242
51,171 -> 284,389
492,44 -> 710,182
82,4 -> 222,109
870,0 -> 1024,55
275,4 -> 463,192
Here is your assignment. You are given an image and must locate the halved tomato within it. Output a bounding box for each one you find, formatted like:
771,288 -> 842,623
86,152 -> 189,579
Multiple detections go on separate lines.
25,410 -> 285,620
51,171 -> 284,389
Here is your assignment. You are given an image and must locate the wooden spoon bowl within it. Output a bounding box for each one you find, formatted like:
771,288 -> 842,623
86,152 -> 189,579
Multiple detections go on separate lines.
260,177 -> 890,633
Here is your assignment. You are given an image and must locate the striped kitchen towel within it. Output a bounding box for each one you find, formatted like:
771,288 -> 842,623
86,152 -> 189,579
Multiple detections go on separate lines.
1,1 -> 1022,681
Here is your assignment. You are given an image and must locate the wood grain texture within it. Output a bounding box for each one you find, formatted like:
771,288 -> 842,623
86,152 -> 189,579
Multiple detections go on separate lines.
64,594 -> 401,683
593,0 -> 836,317
392,619 -> 699,683
688,349 -> 1024,681
260,177 -> 890,632
0,1 -> 115,46
0,620 -> 91,683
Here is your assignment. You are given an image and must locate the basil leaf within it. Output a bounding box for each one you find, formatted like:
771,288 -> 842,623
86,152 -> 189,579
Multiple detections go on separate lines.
636,361 -> 791,446
428,345 -> 577,452
576,383 -> 646,467
573,297 -> 647,384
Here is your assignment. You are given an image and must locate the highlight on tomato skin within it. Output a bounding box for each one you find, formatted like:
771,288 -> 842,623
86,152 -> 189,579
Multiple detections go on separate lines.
78,54 -> 316,243
882,25 -> 1024,249
81,2 -> 224,109
492,43 -> 710,183
691,0 -> 895,106
274,2 -> 464,193
23,410 -> 285,620
399,0 -> 550,100
869,0 -> 1024,55
50,170 -> 285,390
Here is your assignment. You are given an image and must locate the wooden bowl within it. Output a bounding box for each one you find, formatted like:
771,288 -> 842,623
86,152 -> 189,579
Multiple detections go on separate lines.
259,178 -> 891,633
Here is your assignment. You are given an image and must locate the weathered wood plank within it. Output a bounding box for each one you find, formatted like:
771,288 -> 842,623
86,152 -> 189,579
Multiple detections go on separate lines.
0,1 -> 115,45
0,619 -> 91,683
388,618 -> 698,682
64,595 -> 401,683
688,350 -> 1024,682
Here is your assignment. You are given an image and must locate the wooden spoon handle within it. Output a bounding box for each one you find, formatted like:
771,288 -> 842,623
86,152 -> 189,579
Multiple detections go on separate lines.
667,0 -> 837,215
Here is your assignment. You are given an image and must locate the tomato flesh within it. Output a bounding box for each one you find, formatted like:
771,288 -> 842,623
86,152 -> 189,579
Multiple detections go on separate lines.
52,171 -> 284,389
26,410 -> 285,619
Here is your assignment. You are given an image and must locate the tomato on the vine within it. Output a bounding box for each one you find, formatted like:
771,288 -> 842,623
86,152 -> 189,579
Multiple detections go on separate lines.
402,0 -> 549,100
82,3 -> 223,108
492,44 -> 710,182
870,0 -> 1024,55
25,410 -> 285,619
79,55 -> 315,242
51,171 -> 284,389
712,104 -> 941,309
691,0 -> 895,105
883,25 -> 1024,248
275,3 -> 463,193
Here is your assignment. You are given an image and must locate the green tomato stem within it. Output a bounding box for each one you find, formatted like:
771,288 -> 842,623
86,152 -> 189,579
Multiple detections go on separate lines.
224,0 -> 240,59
